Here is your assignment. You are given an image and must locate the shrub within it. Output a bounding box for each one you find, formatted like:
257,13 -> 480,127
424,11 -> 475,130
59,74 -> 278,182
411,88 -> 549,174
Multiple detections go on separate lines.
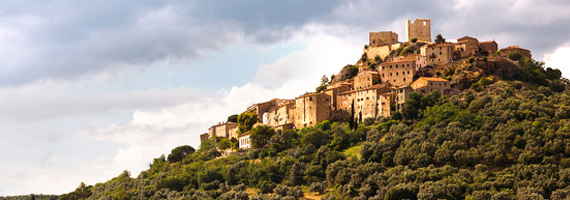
508,52 -> 523,61
309,182 -> 325,194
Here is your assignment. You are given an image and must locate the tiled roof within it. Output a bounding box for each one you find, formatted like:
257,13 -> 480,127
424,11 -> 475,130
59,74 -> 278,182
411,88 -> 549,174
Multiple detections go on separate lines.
418,77 -> 449,82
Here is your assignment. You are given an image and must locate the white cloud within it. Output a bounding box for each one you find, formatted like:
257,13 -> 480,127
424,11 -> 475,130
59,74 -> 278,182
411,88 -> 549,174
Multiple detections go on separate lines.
544,44 -> 570,79
255,24 -> 362,88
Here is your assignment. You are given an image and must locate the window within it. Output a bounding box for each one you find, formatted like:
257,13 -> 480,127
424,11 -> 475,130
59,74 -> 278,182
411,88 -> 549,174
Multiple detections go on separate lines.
390,73 -> 392,76
396,64 -> 398,68
382,74 -> 385,77
403,78 -> 406,82
396,72 -> 399,76
390,65 -> 392,69
439,52 -> 442,55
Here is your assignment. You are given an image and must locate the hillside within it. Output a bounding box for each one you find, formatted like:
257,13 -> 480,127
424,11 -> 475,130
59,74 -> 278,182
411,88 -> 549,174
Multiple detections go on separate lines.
50,54 -> 570,199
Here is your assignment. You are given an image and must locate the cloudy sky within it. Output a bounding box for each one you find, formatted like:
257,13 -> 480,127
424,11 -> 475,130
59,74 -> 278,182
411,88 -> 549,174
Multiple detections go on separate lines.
1,0 -> 569,195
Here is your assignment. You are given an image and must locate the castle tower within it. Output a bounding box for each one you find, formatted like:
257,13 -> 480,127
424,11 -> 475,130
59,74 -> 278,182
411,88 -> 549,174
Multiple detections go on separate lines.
406,19 -> 431,43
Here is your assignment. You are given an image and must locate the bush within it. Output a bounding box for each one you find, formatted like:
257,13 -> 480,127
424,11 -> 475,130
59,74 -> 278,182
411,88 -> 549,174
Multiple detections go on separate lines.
363,117 -> 376,125
287,186 -> 304,198
309,182 -> 325,194
274,185 -> 289,196
508,52 -> 523,61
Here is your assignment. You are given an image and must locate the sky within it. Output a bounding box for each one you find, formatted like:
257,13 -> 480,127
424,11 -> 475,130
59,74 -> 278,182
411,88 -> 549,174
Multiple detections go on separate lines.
0,0 -> 569,196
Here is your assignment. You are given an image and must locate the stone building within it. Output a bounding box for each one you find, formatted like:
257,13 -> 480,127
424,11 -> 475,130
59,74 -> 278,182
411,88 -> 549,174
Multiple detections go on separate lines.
406,19 -> 431,43
392,86 -> 414,111
354,71 -> 381,90
456,36 -> 480,57
336,84 -> 393,120
247,98 -> 295,122
324,81 -> 352,111
369,31 -> 399,47
294,92 -> 331,128
264,102 -> 296,131
379,93 -> 394,117
238,132 -> 250,149
200,133 -> 209,142
379,60 -> 416,87
500,46 -> 531,59
208,122 -> 238,139
479,40 -> 498,55
411,77 -> 451,95
421,43 -> 453,66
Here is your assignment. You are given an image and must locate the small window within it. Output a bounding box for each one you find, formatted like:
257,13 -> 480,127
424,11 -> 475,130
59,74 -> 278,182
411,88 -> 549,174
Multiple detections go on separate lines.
390,65 -> 392,69
396,64 -> 398,68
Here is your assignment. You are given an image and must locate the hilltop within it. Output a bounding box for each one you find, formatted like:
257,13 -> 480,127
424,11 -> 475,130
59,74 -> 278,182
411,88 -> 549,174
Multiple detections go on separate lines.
46,19 -> 570,200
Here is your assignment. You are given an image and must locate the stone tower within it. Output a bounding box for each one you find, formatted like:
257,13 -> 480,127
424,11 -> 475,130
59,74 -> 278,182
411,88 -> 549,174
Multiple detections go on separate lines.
369,31 -> 398,47
406,19 -> 431,43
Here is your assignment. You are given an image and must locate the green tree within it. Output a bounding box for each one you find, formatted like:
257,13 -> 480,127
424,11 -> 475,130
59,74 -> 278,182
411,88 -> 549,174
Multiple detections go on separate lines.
411,38 -> 418,43
238,110 -> 258,133
227,114 -> 238,122
316,75 -> 330,93
435,34 -> 446,44
508,52 -> 523,61
250,125 -> 276,148
217,138 -> 231,150
167,145 -> 196,163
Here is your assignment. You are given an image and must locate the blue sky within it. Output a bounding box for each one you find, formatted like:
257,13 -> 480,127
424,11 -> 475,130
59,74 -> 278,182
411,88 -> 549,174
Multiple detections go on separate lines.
1,0 -> 570,195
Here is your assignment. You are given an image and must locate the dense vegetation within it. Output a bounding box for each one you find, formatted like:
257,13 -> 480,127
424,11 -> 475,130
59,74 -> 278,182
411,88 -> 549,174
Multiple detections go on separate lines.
49,57 -> 570,199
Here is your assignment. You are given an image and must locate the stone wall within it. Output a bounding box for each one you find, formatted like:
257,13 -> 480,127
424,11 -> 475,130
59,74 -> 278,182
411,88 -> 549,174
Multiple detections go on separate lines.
406,19 -> 431,43
369,31 -> 398,47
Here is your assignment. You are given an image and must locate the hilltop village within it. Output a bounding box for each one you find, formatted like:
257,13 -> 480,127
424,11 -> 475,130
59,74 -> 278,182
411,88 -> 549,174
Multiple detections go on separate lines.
200,19 -> 532,151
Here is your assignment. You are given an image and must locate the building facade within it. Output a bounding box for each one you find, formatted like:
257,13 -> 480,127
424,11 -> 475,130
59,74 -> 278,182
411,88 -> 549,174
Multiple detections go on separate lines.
208,122 -> 238,139
379,60 -> 416,87
264,102 -> 296,131
238,132 -> 250,149
422,43 -> 453,66
479,40 -> 498,55
411,77 -> 451,95
294,92 -> 331,128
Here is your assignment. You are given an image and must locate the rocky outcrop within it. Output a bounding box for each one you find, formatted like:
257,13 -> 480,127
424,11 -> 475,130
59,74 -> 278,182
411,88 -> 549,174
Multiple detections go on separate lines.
450,56 -> 521,90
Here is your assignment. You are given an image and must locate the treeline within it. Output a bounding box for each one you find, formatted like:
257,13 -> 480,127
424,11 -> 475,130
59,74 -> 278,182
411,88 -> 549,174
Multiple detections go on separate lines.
57,58 -> 570,199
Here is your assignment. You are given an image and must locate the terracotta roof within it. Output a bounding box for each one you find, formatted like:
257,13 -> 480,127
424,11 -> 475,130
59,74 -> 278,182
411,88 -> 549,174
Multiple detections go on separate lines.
239,131 -> 250,137
417,77 -> 449,82
457,36 -> 478,41
479,40 -> 497,44
296,92 -> 327,98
